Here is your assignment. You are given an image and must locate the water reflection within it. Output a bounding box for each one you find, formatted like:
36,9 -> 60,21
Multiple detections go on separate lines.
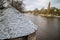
24,14 -> 60,40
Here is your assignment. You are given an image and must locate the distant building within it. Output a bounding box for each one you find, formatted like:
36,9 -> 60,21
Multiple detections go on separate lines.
47,2 -> 51,14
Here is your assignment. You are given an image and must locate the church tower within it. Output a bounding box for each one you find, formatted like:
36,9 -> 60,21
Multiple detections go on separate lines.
47,2 -> 51,14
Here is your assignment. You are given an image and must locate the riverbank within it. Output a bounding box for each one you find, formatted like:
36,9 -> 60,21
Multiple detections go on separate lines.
39,14 -> 60,18
24,14 -> 59,40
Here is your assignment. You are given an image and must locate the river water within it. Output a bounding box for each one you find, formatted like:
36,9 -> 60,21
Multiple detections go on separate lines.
24,14 -> 60,40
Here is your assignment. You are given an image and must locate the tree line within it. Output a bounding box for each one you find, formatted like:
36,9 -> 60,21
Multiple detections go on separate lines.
26,7 -> 60,16
0,0 -> 24,13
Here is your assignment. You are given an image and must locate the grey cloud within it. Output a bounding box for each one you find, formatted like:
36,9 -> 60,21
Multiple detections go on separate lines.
50,0 -> 60,4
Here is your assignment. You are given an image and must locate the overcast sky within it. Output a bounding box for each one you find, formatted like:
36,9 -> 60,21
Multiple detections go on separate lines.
23,0 -> 60,10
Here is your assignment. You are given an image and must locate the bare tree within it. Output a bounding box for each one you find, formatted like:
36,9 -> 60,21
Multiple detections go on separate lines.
0,0 -> 9,9
10,0 -> 25,13
0,0 -> 4,9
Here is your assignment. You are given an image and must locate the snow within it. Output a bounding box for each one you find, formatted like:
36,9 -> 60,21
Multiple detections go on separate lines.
0,7 -> 37,39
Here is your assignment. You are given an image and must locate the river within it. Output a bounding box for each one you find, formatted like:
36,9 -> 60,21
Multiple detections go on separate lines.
24,14 -> 60,40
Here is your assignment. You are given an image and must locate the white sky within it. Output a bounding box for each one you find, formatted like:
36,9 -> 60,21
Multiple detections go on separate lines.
23,0 -> 60,10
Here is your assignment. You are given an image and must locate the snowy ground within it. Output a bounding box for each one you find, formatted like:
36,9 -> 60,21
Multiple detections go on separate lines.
0,7 -> 37,39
